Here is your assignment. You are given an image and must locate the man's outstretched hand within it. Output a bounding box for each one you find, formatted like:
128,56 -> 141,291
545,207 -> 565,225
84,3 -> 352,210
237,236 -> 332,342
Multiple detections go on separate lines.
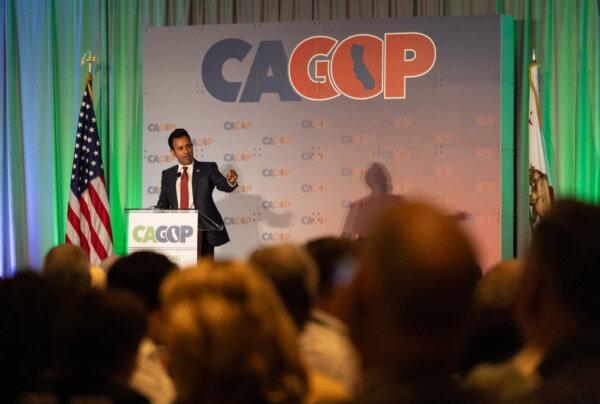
227,169 -> 238,184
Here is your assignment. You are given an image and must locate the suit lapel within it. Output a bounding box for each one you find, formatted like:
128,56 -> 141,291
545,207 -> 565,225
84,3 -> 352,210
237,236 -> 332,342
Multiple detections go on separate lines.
169,165 -> 179,209
191,160 -> 201,205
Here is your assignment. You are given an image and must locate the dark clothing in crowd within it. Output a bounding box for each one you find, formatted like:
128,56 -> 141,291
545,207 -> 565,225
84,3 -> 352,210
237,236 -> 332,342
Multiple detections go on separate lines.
355,367 -> 475,404
461,311 -> 523,374
0,272 -> 61,401
19,369 -> 149,404
537,328 -> 600,403
1,273 -> 150,403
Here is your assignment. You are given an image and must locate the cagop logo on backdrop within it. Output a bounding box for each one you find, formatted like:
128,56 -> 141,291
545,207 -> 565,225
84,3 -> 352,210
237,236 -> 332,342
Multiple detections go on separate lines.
201,33 -> 436,102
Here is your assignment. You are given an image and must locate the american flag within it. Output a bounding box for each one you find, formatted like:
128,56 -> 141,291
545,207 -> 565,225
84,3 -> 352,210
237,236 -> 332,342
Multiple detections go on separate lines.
65,76 -> 113,264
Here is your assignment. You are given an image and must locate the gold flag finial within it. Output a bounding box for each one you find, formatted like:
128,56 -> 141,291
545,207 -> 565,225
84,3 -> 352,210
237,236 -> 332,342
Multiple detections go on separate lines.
80,51 -> 99,75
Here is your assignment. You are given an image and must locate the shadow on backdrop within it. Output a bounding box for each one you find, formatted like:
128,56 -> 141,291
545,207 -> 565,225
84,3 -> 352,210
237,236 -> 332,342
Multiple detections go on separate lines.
342,162 -> 405,239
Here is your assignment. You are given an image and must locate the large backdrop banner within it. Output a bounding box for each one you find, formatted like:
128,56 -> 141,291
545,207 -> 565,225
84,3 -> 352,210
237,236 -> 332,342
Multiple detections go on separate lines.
143,15 -> 514,269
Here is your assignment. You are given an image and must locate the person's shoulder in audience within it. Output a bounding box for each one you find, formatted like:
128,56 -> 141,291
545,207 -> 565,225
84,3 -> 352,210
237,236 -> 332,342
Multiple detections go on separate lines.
305,369 -> 351,404
300,309 -> 361,393
517,200 -> 600,403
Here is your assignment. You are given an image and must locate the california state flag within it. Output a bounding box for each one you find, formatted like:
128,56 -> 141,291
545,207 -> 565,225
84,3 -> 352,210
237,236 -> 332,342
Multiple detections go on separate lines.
529,56 -> 553,229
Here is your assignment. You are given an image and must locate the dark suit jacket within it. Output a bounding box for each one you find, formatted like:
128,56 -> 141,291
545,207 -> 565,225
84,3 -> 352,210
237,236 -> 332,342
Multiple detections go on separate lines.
157,160 -> 237,247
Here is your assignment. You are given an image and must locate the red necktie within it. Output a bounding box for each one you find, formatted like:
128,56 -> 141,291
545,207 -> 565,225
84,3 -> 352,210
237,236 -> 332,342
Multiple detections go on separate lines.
180,166 -> 189,209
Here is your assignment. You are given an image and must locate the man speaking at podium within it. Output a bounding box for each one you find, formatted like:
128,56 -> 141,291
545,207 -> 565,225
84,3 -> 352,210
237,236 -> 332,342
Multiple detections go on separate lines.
156,128 -> 238,257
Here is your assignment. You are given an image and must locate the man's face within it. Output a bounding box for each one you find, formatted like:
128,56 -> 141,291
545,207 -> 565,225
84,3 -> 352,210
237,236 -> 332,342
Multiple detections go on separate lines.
171,136 -> 194,165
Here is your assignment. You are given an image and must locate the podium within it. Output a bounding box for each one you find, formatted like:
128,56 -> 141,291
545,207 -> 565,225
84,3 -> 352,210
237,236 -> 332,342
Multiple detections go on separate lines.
125,209 -> 223,267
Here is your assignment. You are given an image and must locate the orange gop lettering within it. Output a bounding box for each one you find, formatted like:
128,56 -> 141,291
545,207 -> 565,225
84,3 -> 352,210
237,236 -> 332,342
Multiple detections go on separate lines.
289,33 -> 436,101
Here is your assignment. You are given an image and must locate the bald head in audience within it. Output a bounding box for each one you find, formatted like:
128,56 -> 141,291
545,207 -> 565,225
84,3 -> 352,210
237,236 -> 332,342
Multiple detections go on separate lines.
348,201 -> 480,372
43,243 -> 91,290
249,244 -> 319,330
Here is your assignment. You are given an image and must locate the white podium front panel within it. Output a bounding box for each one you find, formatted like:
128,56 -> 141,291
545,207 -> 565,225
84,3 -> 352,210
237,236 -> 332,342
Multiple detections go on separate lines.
127,210 -> 198,267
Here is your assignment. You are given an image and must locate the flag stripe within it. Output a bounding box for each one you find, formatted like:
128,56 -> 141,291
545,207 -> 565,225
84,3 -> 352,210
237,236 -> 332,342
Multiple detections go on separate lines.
79,192 -> 108,261
66,202 -> 90,255
75,197 -> 96,258
65,222 -> 81,248
88,179 -> 113,241
84,188 -> 113,258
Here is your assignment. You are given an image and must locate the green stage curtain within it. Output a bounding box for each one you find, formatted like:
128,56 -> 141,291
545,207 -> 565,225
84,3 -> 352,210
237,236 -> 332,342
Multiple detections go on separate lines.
1,0 -> 598,272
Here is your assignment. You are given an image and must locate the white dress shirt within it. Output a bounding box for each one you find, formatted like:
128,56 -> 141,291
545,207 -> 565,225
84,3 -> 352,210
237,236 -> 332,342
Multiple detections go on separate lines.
300,308 -> 362,393
129,338 -> 176,404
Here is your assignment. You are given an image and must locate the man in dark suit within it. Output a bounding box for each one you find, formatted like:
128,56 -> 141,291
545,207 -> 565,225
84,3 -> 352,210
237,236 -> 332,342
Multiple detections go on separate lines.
156,128 -> 238,257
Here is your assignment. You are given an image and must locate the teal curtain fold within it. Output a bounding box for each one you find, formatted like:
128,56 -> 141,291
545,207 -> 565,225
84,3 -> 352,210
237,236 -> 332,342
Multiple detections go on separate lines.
1,0 -> 599,273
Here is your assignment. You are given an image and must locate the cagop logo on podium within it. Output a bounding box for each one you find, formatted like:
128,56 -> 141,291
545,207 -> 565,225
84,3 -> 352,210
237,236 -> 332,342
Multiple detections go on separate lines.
128,210 -> 198,267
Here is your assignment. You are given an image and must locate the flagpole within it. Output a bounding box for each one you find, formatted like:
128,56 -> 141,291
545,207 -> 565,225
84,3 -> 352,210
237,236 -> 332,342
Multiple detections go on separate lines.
80,50 -> 99,101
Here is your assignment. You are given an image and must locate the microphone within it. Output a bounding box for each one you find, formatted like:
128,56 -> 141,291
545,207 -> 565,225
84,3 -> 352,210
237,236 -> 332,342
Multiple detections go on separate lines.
177,172 -> 181,178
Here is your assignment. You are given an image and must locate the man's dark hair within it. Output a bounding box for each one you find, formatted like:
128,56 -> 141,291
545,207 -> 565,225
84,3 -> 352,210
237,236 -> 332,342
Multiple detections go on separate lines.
62,289 -> 146,376
530,199 -> 600,321
305,237 -> 356,297
107,251 -> 175,312
168,128 -> 191,150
